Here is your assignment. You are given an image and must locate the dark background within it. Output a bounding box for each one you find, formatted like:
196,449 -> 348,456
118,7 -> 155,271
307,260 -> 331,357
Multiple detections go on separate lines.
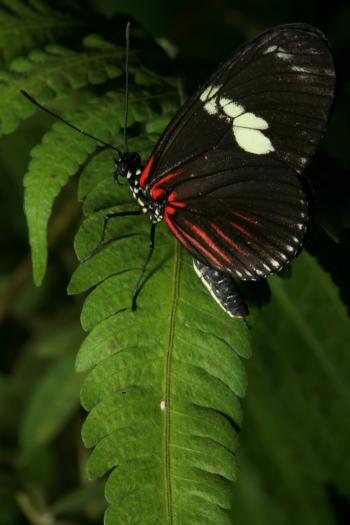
1,1 -> 350,524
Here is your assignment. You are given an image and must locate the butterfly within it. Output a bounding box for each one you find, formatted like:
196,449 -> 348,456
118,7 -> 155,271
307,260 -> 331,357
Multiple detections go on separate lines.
112,23 -> 335,317
22,23 -> 335,317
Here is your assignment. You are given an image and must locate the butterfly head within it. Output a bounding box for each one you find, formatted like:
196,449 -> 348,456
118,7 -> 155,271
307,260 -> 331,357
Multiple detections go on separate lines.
114,152 -> 141,185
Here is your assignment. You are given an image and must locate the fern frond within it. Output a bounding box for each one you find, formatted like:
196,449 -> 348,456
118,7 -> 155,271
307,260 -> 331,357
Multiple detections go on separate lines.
65,147 -> 252,524
0,0 -> 84,62
20,21 -> 252,522
0,36 -> 124,135
24,87 -> 178,285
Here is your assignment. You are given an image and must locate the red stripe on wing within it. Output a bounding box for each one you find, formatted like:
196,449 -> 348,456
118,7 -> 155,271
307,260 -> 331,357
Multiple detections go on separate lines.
168,191 -> 186,208
229,220 -> 253,238
182,218 -> 234,267
139,155 -> 155,186
165,191 -> 186,213
233,211 -> 260,226
165,206 -> 175,215
164,212 -> 224,270
164,212 -> 193,252
211,224 -> 247,255
150,169 -> 184,201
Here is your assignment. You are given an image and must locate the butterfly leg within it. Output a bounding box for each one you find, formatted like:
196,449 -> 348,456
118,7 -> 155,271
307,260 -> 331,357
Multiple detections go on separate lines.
131,222 -> 156,311
80,209 -> 141,263
193,259 -> 249,318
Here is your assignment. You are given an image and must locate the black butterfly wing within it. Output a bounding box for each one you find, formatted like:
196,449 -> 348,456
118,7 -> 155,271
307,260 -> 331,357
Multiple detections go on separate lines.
140,23 -> 335,184
138,24 -> 334,280
163,151 -> 308,279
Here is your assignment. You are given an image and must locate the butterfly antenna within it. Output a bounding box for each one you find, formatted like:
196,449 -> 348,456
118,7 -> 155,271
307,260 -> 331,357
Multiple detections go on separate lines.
20,90 -> 122,156
123,21 -> 131,153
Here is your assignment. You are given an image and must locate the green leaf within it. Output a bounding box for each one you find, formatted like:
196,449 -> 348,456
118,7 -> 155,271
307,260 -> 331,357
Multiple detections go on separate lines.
67,163 -> 252,524
23,84 -> 177,286
23,96 -> 119,286
0,0 -> 84,62
232,251 -> 350,525
0,37 -> 123,135
19,351 -> 84,460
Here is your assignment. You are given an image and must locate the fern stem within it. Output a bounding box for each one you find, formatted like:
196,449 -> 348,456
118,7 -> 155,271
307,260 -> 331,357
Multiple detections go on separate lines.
163,240 -> 182,524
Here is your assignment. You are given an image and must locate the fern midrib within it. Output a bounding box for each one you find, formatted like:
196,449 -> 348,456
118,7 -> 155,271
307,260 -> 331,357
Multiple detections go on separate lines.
163,240 -> 182,525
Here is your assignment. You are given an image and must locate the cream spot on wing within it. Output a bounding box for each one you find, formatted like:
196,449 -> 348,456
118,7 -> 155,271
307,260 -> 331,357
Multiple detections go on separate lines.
233,127 -> 275,154
219,98 -> 244,118
202,92 -> 274,154
234,112 -> 269,130
160,400 -> 166,411
204,99 -> 218,115
200,84 -> 221,102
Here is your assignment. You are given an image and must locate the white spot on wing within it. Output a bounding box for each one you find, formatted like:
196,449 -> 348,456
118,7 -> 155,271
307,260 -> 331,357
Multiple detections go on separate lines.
204,99 -> 218,115
219,98 -> 244,118
234,112 -> 269,130
200,84 -> 221,102
234,127 -> 275,155
202,92 -> 274,155
271,259 -> 280,268
160,400 -> 166,411
276,47 -> 291,61
264,45 -> 277,54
